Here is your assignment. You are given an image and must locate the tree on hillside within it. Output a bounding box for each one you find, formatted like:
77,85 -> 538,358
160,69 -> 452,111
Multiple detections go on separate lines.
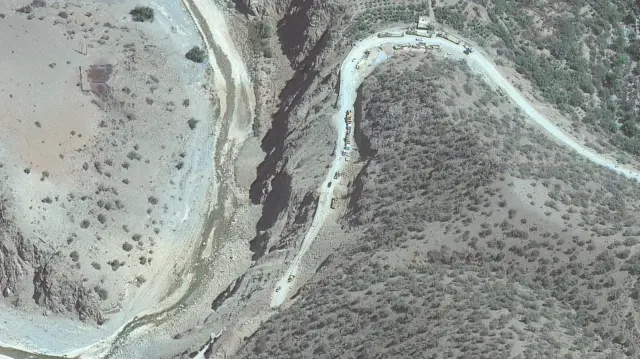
130,6 -> 154,22
185,46 -> 207,63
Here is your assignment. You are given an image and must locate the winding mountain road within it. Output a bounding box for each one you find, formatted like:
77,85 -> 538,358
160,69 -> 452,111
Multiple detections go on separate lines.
270,28 -> 640,308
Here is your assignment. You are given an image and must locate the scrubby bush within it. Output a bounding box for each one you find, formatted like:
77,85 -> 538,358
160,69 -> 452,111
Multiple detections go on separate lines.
122,242 -> 133,252
185,46 -> 206,63
129,6 -> 154,22
94,286 -> 108,300
257,21 -> 273,38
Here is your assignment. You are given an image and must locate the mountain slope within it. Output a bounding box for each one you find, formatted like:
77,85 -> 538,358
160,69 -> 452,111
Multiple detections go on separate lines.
233,57 -> 640,358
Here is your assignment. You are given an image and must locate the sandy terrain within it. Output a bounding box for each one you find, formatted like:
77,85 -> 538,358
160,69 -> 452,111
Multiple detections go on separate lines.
0,0 -> 222,354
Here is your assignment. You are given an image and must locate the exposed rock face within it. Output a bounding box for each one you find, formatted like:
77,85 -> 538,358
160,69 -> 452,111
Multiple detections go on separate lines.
232,0 -> 288,17
33,262 -> 103,323
0,198 -> 38,297
0,196 -> 102,323
248,0 -> 347,260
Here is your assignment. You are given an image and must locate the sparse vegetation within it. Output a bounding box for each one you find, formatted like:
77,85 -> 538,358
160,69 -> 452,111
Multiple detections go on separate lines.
80,219 -> 90,229
187,118 -> 198,130
434,0 -> 640,157
257,21 -> 273,39
236,57 -> 640,358
122,242 -> 133,252
94,286 -> 108,300
129,6 -> 154,22
185,46 -> 206,63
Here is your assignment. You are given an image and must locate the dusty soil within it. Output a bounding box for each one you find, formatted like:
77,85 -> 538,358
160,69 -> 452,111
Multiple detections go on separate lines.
0,0 -> 221,352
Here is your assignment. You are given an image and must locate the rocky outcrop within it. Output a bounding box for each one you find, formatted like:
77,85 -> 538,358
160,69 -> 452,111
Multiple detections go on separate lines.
0,198 -> 38,298
231,0 -> 288,17
0,196 -> 102,323
248,0 -> 347,261
33,262 -> 103,323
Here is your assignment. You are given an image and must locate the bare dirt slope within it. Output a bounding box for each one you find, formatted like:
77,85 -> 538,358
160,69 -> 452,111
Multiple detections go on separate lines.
233,56 -> 640,358
0,0 -> 217,352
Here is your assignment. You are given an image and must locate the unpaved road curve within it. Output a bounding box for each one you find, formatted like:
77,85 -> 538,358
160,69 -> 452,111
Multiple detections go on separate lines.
271,28 -> 640,307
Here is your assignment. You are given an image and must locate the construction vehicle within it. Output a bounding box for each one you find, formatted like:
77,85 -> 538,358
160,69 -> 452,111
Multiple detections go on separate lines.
287,275 -> 295,283
330,198 -> 337,209
377,31 -> 404,38
437,30 -> 461,45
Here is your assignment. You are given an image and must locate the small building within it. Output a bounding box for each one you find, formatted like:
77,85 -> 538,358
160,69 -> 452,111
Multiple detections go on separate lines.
417,16 -> 431,30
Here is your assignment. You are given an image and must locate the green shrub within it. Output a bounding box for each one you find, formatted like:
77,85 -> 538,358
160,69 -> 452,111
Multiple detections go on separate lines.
257,21 -> 273,38
185,46 -> 207,63
95,286 -> 108,300
129,6 -> 154,22
188,118 -> 199,130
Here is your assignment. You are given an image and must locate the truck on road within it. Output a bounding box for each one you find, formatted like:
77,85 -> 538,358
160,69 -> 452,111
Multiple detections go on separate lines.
437,30 -> 461,45
463,43 -> 474,55
378,31 -> 404,38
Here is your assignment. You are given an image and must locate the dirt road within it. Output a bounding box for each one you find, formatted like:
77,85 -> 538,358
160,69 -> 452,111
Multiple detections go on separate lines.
270,28 -> 640,308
